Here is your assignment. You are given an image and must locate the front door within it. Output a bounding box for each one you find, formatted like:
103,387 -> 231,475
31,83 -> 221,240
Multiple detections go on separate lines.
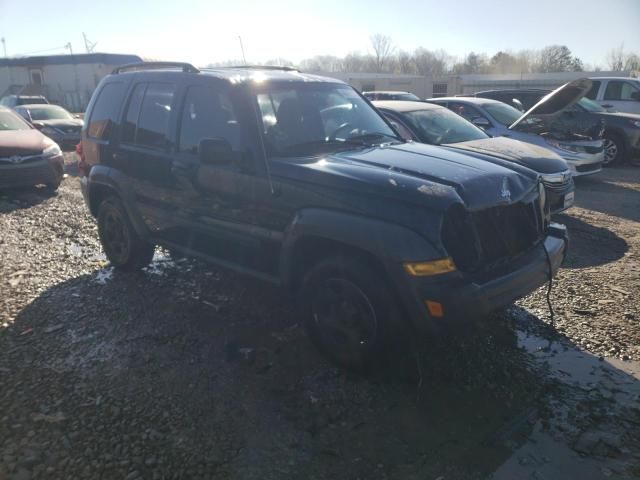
600,80 -> 640,114
169,83 -> 278,275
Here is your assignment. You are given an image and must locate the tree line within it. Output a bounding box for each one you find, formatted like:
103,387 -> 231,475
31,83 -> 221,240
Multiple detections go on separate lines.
210,36 -> 640,76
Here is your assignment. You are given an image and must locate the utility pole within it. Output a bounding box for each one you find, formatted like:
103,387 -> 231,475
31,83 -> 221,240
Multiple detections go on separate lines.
1,37 -> 6,57
65,42 -> 73,55
82,33 -> 97,53
238,36 -> 247,64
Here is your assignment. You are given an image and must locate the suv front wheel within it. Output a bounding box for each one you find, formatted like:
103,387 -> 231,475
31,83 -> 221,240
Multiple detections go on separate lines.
299,255 -> 400,371
97,196 -> 155,270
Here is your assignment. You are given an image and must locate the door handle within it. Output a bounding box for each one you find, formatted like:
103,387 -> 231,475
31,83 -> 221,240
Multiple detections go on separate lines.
601,104 -> 613,109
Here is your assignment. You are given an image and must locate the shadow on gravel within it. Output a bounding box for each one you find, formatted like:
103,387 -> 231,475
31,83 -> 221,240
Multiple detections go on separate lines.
0,187 -> 58,213
2,259 -> 639,479
574,170 -> 640,223
554,213 -> 628,268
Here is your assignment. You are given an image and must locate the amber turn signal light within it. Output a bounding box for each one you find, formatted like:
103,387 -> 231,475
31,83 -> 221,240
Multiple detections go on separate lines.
403,258 -> 456,276
425,300 -> 444,318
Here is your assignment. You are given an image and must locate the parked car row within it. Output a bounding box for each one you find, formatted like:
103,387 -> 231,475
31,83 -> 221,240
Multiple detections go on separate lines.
2,64 -> 633,369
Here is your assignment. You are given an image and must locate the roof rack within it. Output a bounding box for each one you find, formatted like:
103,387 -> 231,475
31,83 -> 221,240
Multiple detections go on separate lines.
213,65 -> 299,72
112,61 -> 200,74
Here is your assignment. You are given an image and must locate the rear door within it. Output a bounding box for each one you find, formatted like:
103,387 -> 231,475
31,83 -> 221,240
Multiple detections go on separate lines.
115,81 -> 180,235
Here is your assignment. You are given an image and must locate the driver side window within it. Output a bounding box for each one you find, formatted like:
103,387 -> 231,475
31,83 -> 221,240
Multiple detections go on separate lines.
178,85 -> 241,155
447,102 -> 485,123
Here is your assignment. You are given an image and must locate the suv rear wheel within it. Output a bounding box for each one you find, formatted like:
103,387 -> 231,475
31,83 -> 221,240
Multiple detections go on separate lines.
299,255 -> 400,371
97,196 -> 155,270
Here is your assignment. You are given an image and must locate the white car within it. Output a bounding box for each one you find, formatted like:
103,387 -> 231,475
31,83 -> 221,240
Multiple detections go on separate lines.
587,77 -> 640,114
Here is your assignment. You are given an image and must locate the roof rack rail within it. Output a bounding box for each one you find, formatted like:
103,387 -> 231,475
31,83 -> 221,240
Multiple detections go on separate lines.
215,65 -> 299,72
112,61 -> 200,74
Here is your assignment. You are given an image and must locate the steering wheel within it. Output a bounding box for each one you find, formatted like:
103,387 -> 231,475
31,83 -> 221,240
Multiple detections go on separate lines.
328,122 -> 353,141
434,127 -> 452,145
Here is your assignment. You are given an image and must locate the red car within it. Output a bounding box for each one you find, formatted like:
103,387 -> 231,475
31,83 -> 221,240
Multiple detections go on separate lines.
0,105 -> 64,191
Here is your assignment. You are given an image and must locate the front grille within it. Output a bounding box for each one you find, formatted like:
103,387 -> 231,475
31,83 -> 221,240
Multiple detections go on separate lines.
542,179 -> 572,192
0,147 -> 42,157
442,201 -> 543,273
576,162 -> 602,173
583,144 -> 603,154
0,162 -> 54,187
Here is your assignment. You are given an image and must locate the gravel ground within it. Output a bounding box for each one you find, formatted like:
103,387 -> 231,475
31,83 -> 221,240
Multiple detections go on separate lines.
1,155 -> 639,479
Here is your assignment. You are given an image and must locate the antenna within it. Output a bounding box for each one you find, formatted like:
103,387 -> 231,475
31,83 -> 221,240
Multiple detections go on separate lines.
83,33 -> 97,53
238,36 -> 247,64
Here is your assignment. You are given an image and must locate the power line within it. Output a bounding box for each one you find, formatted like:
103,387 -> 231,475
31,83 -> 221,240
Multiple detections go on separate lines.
13,45 -> 68,57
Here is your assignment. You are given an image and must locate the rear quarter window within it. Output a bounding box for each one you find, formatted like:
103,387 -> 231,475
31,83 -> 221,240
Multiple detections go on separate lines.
87,82 -> 127,140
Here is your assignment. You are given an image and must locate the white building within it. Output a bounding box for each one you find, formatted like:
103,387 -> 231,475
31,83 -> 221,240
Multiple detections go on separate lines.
0,53 -> 142,112
314,70 -> 638,99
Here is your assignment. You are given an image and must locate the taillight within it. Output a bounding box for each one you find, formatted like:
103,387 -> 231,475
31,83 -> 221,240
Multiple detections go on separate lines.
76,142 -> 89,177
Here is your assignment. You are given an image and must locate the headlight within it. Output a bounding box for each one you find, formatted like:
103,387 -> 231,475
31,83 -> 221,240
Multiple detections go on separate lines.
628,119 -> 640,128
545,138 -> 583,153
538,181 -> 546,211
43,144 -> 62,157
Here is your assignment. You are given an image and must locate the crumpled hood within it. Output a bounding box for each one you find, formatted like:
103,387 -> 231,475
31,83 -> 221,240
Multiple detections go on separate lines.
271,142 -> 539,211
0,129 -> 53,157
445,137 -> 569,174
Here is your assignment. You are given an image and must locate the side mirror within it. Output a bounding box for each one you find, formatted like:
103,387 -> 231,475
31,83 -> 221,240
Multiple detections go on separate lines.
74,114 -> 83,119
631,91 -> 640,101
198,138 -> 235,165
471,117 -> 490,129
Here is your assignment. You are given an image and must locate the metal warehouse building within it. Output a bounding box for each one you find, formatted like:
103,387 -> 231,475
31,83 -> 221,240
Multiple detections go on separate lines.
0,53 -> 142,112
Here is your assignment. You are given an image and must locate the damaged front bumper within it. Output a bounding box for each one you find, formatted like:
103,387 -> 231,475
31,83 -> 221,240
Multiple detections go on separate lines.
395,223 -> 568,335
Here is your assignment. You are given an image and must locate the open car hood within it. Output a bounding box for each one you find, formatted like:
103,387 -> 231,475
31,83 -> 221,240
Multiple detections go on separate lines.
509,78 -> 593,130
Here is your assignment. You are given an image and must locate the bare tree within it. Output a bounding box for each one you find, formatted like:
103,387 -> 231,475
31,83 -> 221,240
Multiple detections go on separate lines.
370,34 -> 395,72
606,44 -> 626,71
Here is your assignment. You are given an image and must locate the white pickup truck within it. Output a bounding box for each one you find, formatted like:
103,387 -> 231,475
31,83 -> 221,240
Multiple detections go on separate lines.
587,77 -> 640,114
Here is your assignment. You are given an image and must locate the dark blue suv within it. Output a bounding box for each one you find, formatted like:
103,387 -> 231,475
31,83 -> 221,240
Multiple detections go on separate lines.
79,62 -> 567,369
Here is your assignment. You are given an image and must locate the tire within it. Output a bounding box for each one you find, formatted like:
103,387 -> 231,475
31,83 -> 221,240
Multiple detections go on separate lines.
603,132 -> 626,166
298,255 -> 401,371
45,178 -> 61,192
97,196 -> 155,271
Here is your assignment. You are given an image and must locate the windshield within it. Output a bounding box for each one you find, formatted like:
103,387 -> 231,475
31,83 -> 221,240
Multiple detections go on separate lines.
578,97 -> 605,112
256,83 -> 400,157
28,105 -> 74,121
483,102 -> 522,126
404,107 -> 488,144
0,110 -> 31,131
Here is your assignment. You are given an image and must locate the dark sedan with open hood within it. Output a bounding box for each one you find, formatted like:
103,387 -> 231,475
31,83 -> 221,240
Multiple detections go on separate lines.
14,104 -> 83,151
375,100 -> 575,213
0,106 -> 64,191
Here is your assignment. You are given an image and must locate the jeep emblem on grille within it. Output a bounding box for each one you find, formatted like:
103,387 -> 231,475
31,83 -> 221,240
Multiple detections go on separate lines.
500,177 -> 511,202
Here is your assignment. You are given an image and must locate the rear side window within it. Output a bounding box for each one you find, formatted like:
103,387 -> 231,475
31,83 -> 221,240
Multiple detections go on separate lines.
122,84 -> 146,144
87,82 -> 126,139
586,81 -> 601,100
121,83 -> 176,150
604,81 -> 639,101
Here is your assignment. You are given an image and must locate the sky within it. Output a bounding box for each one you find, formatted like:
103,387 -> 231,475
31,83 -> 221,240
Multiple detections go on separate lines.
1,0 -> 639,68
